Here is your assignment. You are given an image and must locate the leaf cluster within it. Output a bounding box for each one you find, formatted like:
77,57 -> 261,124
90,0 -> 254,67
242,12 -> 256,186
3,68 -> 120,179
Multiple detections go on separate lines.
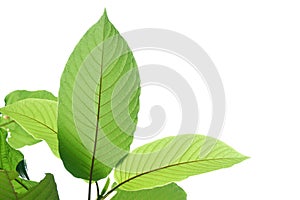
0,10 -> 247,200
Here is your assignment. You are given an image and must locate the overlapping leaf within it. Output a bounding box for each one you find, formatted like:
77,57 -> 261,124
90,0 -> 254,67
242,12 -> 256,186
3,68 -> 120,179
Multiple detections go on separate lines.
114,134 -> 248,191
0,171 -> 59,200
0,128 -> 38,195
0,99 -> 59,157
0,170 -> 19,199
58,10 -> 140,180
0,117 -> 41,149
5,90 -> 57,105
110,183 -> 186,200
0,128 -> 23,171
1,90 -> 57,149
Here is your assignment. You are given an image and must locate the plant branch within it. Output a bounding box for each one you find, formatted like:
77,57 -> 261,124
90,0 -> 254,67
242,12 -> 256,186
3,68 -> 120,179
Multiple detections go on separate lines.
96,181 -> 100,198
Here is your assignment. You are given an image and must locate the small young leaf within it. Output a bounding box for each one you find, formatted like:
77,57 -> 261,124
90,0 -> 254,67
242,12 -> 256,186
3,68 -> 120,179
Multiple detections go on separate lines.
58,10 -> 140,181
100,178 -> 110,197
0,99 -> 59,157
110,183 -> 187,200
114,134 -> 248,191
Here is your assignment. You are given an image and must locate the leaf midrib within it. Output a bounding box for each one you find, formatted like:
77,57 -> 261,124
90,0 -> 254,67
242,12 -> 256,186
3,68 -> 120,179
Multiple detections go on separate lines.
103,156 -> 246,199
0,110 -> 57,135
88,14 -> 107,195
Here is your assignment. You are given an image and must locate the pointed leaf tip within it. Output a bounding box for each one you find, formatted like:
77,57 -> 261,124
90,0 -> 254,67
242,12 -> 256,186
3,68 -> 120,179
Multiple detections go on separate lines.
102,8 -> 108,19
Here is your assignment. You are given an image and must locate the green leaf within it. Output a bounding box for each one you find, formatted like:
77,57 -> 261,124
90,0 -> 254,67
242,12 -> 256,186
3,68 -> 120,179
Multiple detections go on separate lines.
5,90 -> 57,105
110,183 -> 187,200
100,178 -> 110,197
1,90 -> 57,149
0,171 -> 59,200
0,118 -> 42,149
0,99 -> 59,157
12,177 -> 37,195
0,128 -> 23,171
114,134 -> 248,191
58,10 -> 140,181
17,174 -> 59,200
0,170 -> 19,199
0,129 -> 32,182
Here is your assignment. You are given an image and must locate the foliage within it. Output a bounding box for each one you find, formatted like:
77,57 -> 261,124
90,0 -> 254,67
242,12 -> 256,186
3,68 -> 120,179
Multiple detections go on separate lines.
0,10 -> 247,200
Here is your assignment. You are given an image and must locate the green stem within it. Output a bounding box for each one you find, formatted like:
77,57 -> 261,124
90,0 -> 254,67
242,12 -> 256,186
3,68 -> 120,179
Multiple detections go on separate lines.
14,179 -> 29,190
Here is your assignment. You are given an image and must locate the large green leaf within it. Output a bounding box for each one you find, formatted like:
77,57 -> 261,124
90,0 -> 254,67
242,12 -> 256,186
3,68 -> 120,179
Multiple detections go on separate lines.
0,171 -> 59,200
1,90 -> 57,149
58,10 -> 140,181
110,183 -> 187,200
114,134 -> 248,191
0,128 -> 23,171
0,99 -> 59,157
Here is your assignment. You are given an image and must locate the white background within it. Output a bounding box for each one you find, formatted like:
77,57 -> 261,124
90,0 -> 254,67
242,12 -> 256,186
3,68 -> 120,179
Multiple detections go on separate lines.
1,0 -> 300,199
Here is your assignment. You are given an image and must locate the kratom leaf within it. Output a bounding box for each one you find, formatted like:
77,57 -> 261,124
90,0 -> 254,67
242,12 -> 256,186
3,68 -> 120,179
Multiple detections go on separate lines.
0,171 -> 59,200
114,134 -> 248,191
110,183 -> 187,200
12,177 -> 37,195
0,128 -> 23,171
5,90 -> 57,105
58,10 -> 140,181
17,174 -> 59,200
0,99 -> 59,157
1,90 -> 57,149
0,170 -> 19,199
0,128 -> 32,182
0,118 -> 41,149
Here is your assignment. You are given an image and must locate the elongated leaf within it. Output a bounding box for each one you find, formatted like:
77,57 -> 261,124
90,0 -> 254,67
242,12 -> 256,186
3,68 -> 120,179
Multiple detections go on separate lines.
58,10 -> 140,180
111,183 -> 187,200
0,171 -> 59,200
5,90 -> 57,105
0,128 -> 23,171
1,90 -> 56,149
114,134 -> 248,191
0,99 -> 59,157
